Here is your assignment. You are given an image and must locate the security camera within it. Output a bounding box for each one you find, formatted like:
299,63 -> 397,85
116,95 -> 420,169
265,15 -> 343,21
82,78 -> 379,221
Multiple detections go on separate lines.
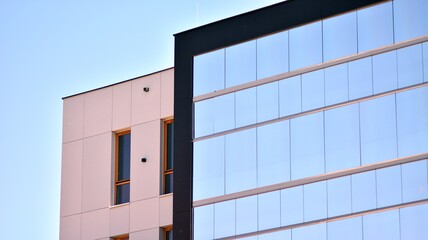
143,87 -> 150,92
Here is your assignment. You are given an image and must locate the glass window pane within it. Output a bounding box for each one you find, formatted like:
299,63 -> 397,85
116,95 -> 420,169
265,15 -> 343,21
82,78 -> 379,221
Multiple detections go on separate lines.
226,40 -> 256,88
281,186 -> 304,226
291,112 -> 325,180
116,183 -> 130,205
351,171 -> 376,213
166,122 -> 174,170
328,216 -> 362,240
304,181 -> 327,222
214,93 -> 235,133
258,229 -> 291,240
225,129 -> 257,194
397,44 -> 424,88
257,82 -> 279,123
360,95 -> 397,165
214,200 -> 235,239
258,191 -> 281,231
325,63 -> 348,105
376,165 -> 402,208
401,160 -> 428,203
327,176 -> 352,217
348,57 -> 373,100
193,136 -> 225,201
194,205 -> 214,240
236,195 -> 257,235
257,31 -> 289,79
194,99 -> 214,138
302,69 -> 324,111
257,120 -> 290,187
373,50 -> 398,94
424,42 -> 428,83
357,2 -> 393,52
323,12 -> 357,61
400,203 -> 428,240
279,75 -> 302,117
325,104 -> 360,173
164,173 -> 173,194
394,0 -> 428,43
289,21 -> 323,71
235,88 -> 256,128
193,49 -> 225,96
396,86 -> 428,157
293,222 -> 326,240
118,133 -> 131,180
363,210 -> 400,240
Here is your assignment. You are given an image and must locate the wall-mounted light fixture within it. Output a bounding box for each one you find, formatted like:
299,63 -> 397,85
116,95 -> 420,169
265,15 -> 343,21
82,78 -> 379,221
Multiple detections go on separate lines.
143,87 -> 150,92
141,157 -> 147,162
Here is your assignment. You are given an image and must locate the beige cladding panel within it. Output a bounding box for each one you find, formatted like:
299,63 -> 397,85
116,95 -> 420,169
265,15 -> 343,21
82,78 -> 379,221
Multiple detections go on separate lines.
109,204 -> 130,237
161,68 -> 174,118
130,228 -> 160,240
62,95 -> 84,143
112,81 -> 132,131
159,195 -> 173,227
59,214 -> 81,240
84,87 -> 113,138
130,198 -> 160,232
131,73 -> 161,125
81,208 -> 110,240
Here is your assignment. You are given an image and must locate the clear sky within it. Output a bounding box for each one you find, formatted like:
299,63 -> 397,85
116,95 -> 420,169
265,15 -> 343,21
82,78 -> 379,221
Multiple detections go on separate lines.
0,0 -> 283,239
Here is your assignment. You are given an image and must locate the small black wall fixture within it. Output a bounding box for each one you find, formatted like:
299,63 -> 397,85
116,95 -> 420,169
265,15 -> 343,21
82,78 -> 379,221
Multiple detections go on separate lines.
143,87 -> 150,92
141,157 -> 147,162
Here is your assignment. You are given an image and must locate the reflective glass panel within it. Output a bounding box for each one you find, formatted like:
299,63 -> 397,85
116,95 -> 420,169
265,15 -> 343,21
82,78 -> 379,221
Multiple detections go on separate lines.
293,222 -> 326,240
118,133 -> 131,181
325,63 -> 348,106
357,2 -> 393,52
289,21 -> 323,71
328,216 -> 362,240
400,203 -> 428,240
214,93 -> 235,133
363,210 -> 400,240
348,57 -> 373,100
164,173 -> 173,194
291,112 -> 325,180
235,88 -> 256,128
304,181 -> 327,221
401,160 -> 428,203
323,12 -> 357,62
193,136 -> 225,201
325,104 -> 360,173
257,31 -> 289,79
226,40 -> 256,88
397,44 -> 423,88
225,129 -> 257,194
373,50 -> 398,94
193,49 -> 225,96
393,0 -> 428,43
281,186 -> 304,226
376,165 -> 402,208
257,120 -> 290,187
257,82 -> 279,123
360,95 -> 397,165
302,69 -> 324,111
351,171 -> 376,212
194,99 -> 214,138
165,122 -> 174,170
214,200 -> 235,238
258,191 -> 281,231
327,176 -> 352,217
396,86 -> 428,157
116,183 -> 130,205
258,229 -> 291,240
424,42 -> 428,83
236,195 -> 258,235
279,75 -> 302,117
194,205 -> 214,240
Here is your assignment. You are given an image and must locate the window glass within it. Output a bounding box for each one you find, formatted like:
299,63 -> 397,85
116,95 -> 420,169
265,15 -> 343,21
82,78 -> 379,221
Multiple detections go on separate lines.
193,136 -> 225,201
289,21 -> 323,71
236,195 -> 257,235
360,95 -> 397,165
225,129 -> 257,194
393,0 -> 428,43
257,120 -> 290,187
293,222 -> 326,240
258,229 -> 291,240
304,181 -> 327,222
376,165 -> 402,208
323,12 -> 357,62
400,203 -> 428,240
194,99 -> 214,138
348,57 -> 373,100
279,75 -> 301,117
372,50 -> 398,94
226,40 -> 256,88
325,63 -> 348,106
163,120 -> 174,194
328,216 -> 362,240
396,86 -> 428,157
357,2 -> 393,52
118,133 -> 131,181
424,42 -> 428,83
401,160 -> 428,203
193,49 -> 225,96
214,200 -> 235,238
291,112 -> 325,180
281,186 -> 304,226
363,210 -> 400,240
325,104 -> 360,173
116,183 -> 130,204
327,176 -> 352,217
302,69 -> 324,111
257,82 -> 279,123
351,171 -> 376,212
194,205 -> 214,240
397,44 -> 424,88
257,31 -> 289,79
258,191 -> 280,231
235,88 -> 256,128
214,93 -> 235,133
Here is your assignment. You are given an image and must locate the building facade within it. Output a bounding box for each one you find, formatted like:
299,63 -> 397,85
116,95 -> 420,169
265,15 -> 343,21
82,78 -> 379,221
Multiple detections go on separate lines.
174,0 -> 428,239
60,68 -> 174,240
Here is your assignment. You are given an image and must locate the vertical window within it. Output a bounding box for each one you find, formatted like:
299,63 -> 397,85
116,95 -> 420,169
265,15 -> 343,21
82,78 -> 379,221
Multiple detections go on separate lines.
163,119 -> 174,194
115,130 -> 131,205
163,226 -> 173,240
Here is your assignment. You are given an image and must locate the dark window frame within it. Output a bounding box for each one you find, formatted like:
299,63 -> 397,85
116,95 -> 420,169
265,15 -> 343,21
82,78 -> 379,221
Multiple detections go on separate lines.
114,130 -> 131,205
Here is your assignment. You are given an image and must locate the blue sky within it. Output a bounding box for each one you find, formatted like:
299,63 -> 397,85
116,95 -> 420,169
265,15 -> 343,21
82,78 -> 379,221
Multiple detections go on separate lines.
0,0 -> 283,239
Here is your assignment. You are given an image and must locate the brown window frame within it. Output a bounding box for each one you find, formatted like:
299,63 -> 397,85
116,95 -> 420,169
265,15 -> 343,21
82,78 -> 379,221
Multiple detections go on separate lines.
112,234 -> 129,240
114,130 -> 131,205
163,119 -> 174,194
163,226 -> 173,240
